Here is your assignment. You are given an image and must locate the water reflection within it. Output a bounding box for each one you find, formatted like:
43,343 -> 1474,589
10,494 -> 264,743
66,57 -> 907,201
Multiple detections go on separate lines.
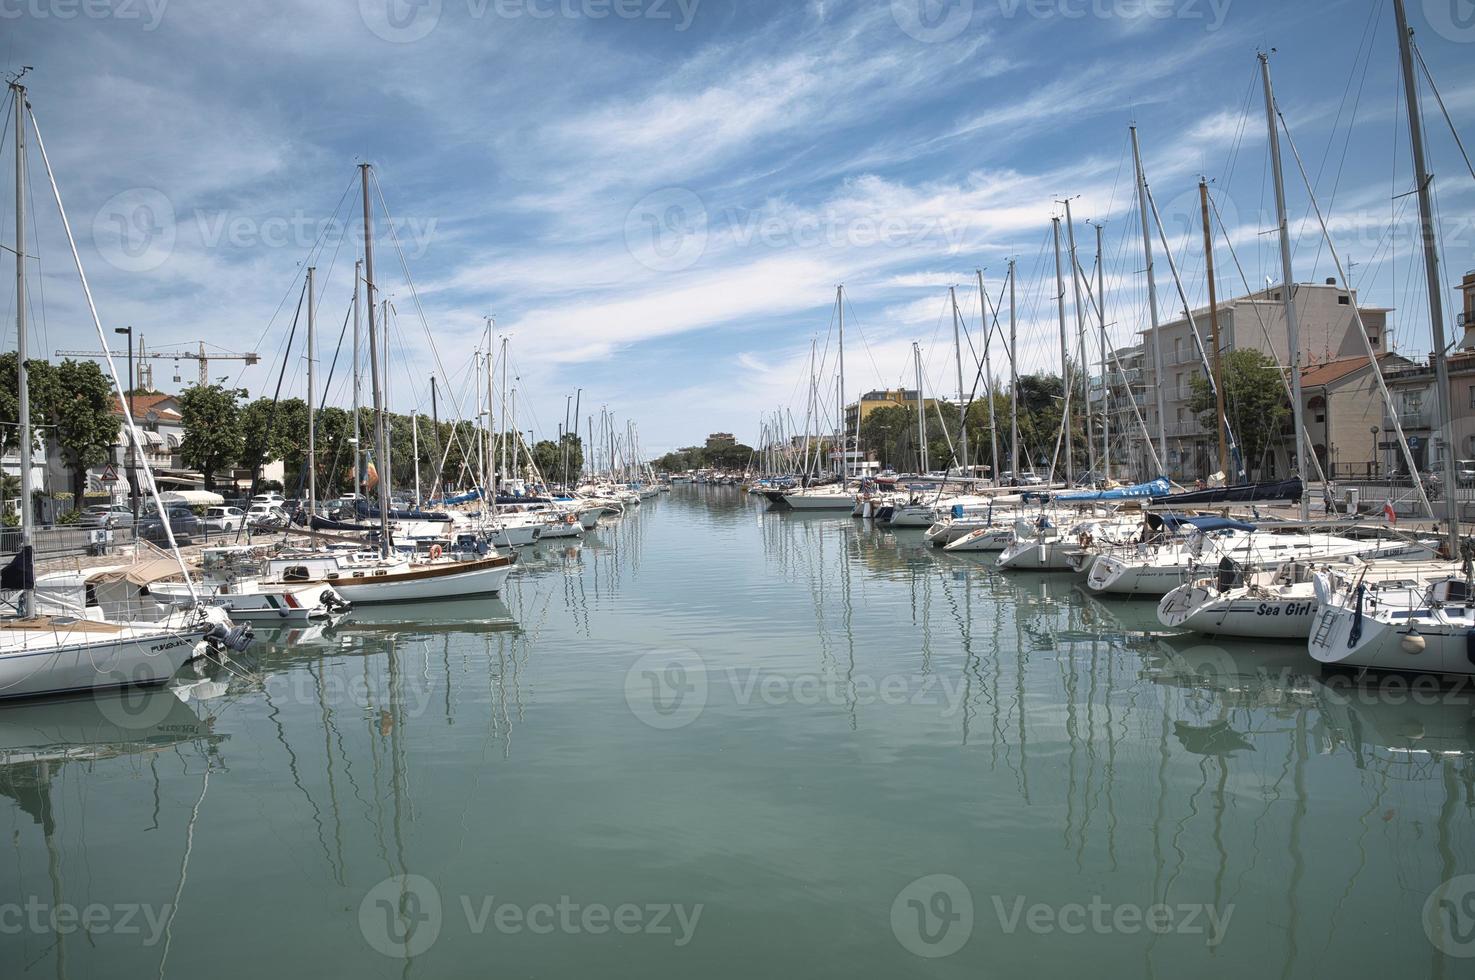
1,488 -> 1472,978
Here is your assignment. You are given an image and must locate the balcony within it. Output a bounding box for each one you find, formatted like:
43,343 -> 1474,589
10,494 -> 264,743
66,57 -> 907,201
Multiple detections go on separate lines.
1166,421 -> 1203,437
1397,409 -> 1430,429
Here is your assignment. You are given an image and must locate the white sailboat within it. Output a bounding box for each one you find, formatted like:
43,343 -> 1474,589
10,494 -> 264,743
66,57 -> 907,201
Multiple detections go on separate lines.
1,76 -> 250,700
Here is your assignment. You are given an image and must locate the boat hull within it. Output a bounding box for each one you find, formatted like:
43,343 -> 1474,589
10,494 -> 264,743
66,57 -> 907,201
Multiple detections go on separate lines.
0,623 -> 208,701
330,556 -> 517,604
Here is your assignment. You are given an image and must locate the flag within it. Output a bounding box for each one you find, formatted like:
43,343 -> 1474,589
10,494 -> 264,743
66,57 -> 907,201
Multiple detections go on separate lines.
1383,499 -> 1396,525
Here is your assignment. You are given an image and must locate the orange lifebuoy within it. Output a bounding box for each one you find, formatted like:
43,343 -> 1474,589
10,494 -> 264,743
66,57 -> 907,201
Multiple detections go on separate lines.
564,513 -> 577,525
429,544 -> 443,560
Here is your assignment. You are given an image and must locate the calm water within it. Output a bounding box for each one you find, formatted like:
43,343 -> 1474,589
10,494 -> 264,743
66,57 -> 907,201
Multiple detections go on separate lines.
4,488 -> 1474,978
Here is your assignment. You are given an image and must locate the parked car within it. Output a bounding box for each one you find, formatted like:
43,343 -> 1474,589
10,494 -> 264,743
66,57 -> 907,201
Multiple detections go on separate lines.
79,504 -> 134,528
246,502 -> 287,527
1457,459 -> 1475,486
138,505 -> 200,543
201,505 -> 246,532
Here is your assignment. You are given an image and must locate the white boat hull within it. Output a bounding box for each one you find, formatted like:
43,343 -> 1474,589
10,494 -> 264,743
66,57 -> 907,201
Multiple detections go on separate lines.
330,556 -> 516,604
783,491 -> 858,511
1158,583 -> 1319,639
0,622 -> 208,701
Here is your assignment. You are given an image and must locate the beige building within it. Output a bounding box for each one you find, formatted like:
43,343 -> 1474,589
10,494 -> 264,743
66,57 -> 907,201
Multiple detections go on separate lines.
1378,270 -> 1475,475
844,389 -> 946,436
1136,279 -> 1388,480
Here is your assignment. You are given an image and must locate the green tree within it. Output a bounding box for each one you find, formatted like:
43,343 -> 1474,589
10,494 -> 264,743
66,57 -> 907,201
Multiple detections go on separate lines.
1188,349 -> 1289,479
43,360 -> 119,504
178,384 -> 245,490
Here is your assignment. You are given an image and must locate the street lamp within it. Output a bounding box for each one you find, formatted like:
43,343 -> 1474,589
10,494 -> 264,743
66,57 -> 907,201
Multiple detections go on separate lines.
1370,426 -> 1380,478
113,326 -> 138,523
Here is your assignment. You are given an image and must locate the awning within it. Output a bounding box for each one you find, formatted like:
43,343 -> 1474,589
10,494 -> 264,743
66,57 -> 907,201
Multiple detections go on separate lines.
86,558 -> 185,587
160,490 -> 223,506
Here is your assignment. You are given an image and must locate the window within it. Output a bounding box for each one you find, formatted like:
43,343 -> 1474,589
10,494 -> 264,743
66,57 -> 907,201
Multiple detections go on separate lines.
1469,385 -> 1475,410
1308,395 -> 1326,424
1338,295 -> 1350,305
1367,334 -> 1379,348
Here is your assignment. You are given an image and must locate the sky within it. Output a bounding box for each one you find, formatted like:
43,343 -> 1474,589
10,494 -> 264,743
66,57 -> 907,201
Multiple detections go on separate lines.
3,0 -> 1474,458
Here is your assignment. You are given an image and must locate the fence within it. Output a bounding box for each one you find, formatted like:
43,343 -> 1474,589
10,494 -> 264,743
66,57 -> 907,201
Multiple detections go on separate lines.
0,525 -> 138,561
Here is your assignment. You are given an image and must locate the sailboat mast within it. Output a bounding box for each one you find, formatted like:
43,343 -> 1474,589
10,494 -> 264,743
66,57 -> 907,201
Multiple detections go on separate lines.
837,285 -> 847,485
1259,52 -> 1309,520
499,336 -> 509,480
1199,180 -> 1230,480
1394,0 -> 1461,553
1052,217 -> 1074,485
352,258 -> 362,494
950,285 -> 969,475
913,343 -> 928,474
411,411 -> 421,508
1009,258 -> 1020,482
1094,222 -> 1110,480
306,265 -> 317,546
1131,126 -> 1169,472
360,163 -> 391,556
1063,199 -> 1096,478
977,270 -> 1000,486
12,78 -> 32,617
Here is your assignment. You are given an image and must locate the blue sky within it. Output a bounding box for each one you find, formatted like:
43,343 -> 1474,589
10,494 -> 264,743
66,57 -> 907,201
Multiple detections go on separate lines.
3,0 -> 1474,456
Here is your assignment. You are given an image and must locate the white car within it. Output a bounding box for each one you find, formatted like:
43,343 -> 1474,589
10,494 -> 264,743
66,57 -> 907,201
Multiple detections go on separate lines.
201,506 -> 246,531
246,502 -> 286,527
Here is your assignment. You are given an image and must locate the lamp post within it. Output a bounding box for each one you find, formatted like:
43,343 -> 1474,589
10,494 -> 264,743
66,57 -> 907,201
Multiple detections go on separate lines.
113,325 -> 138,524
1370,426 -> 1380,478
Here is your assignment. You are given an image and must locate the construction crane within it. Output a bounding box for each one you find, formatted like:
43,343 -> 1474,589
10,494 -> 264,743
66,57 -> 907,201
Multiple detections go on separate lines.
54,338 -> 260,389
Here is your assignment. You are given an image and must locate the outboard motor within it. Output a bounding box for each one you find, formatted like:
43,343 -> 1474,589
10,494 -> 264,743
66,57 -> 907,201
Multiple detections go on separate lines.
1216,557 -> 1242,593
206,620 -> 256,654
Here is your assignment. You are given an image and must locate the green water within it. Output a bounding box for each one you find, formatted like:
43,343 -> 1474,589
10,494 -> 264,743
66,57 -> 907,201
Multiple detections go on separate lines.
4,488 -> 1474,978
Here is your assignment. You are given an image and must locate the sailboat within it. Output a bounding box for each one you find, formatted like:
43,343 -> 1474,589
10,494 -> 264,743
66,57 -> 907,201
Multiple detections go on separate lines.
0,75 -> 251,700
1308,0 -> 1474,674
257,165 -> 517,604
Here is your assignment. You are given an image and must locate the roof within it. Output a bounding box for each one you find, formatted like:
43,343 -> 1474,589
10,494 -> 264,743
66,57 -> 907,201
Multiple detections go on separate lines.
113,393 -> 182,421
1300,353 -> 1397,388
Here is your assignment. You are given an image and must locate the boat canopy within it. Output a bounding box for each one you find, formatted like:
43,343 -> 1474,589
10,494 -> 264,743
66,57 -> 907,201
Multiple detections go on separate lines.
1150,514 -> 1257,534
160,490 -> 224,506
86,558 -> 183,587
1052,477 -> 1172,502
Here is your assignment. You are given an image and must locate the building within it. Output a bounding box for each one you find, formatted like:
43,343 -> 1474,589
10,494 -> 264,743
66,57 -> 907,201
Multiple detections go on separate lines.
1134,279 -> 1389,481
844,389 -> 947,436
705,432 -> 736,450
1299,352 -> 1409,479
1377,271 -> 1475,475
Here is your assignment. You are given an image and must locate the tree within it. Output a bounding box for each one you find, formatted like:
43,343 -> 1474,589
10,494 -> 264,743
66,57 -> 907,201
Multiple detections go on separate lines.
1188,349 -> 1290,479
859,405 -> 913,469
46,360 -> 119,504
239,396 -> 289,490
178,384 -> 245,490
529,434 -> 584,486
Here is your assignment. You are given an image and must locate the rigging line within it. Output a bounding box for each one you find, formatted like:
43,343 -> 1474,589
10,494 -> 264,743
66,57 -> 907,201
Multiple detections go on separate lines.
838,291 -> 887,392
28,102 -> 200,602
244,170 -> 357,381
1295,0 -> 1383,273
371,173 -> 474,432
1412,41 -> 1475,185
1274,103 -> 1429,512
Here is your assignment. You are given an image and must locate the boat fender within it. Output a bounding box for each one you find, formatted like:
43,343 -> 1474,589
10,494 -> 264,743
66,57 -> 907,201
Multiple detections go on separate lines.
1401,631 -> 1426,655
429,544 -> 443,560
565,513 -> 577,525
